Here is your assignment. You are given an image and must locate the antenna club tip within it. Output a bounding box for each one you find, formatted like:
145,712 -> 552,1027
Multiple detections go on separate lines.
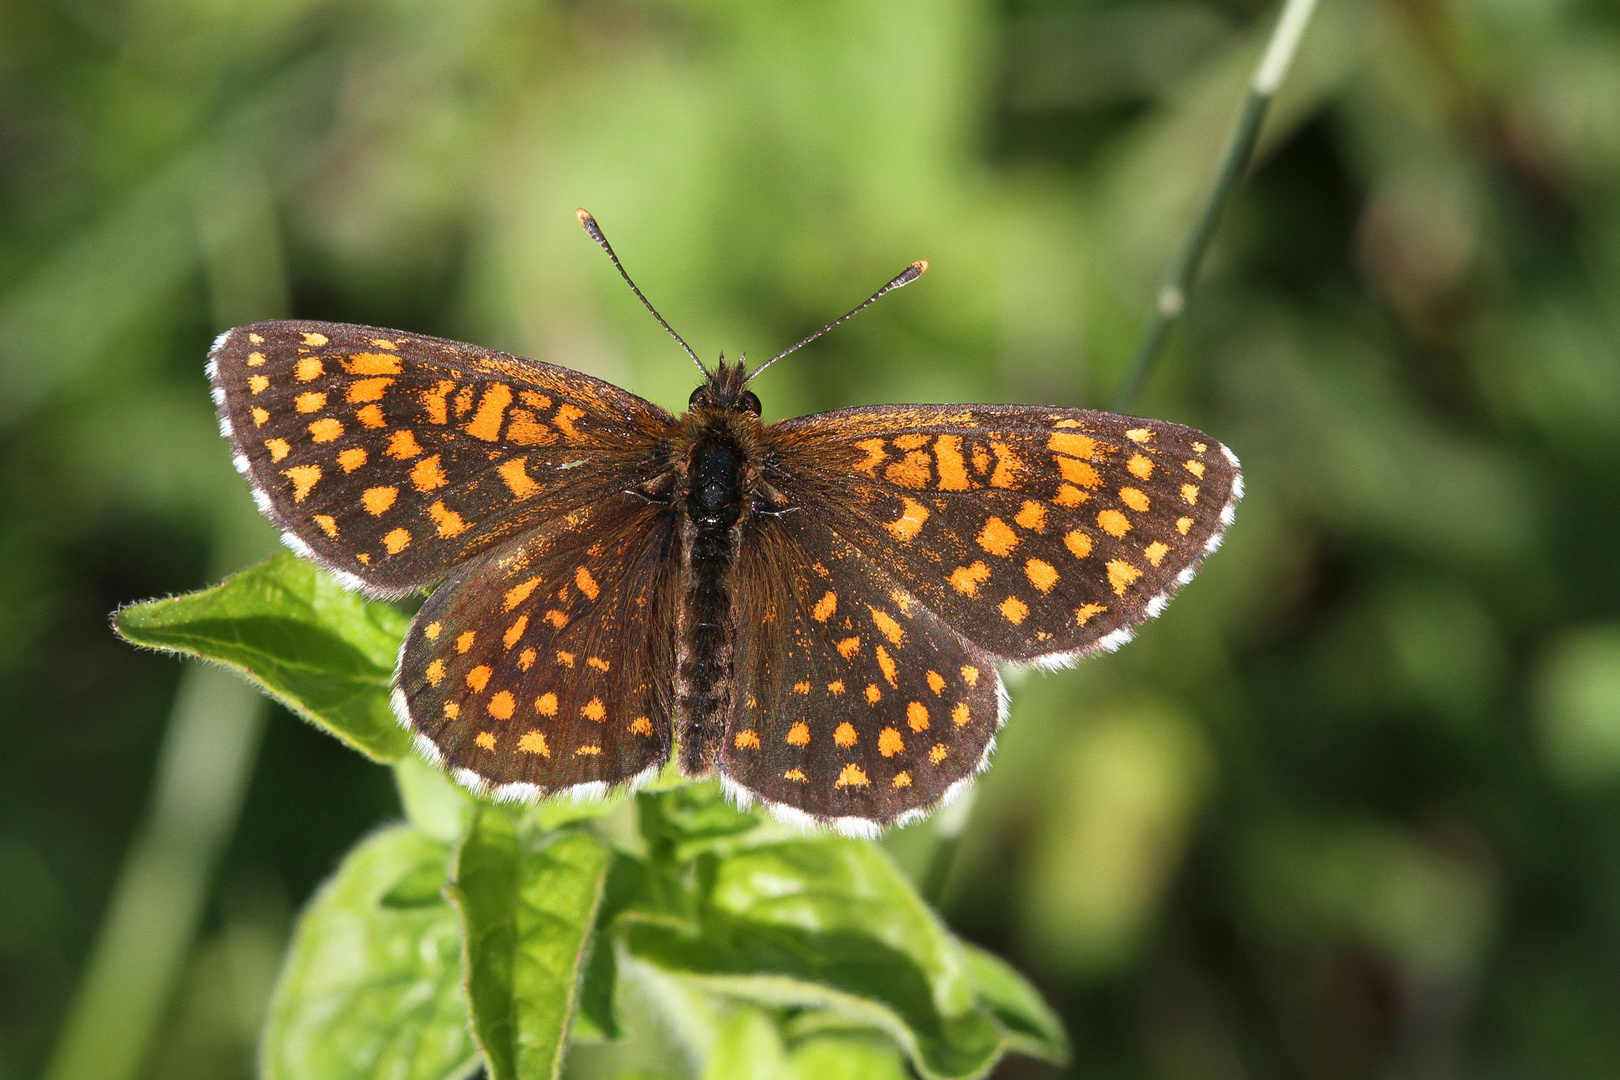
575,208 -> 595,227
912,260 -> 929,274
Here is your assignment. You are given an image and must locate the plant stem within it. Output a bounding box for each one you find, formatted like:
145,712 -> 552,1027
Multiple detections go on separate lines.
1111,0 -> 1320,412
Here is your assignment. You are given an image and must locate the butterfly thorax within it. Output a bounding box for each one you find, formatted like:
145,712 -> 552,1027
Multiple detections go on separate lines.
672,359 -> 768,775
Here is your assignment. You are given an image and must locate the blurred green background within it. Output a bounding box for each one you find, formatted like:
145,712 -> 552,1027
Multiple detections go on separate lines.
4,0 -> 1620,1076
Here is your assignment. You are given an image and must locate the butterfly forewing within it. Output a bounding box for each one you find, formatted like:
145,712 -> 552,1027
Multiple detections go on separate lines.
209,320 -> 675,595
396,493 -> 679,796
762,405 -> 1241,665
722,512 -> 1003,828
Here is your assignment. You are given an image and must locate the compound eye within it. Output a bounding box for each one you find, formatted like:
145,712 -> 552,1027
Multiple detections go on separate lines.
741,390 -> 762,415
688,387 -> 708,409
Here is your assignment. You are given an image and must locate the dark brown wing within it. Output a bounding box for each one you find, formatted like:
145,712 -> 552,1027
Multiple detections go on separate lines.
394,492 -> 679,798
209,320 -> 676,596
721,511 -> 1004,832
759,404 -> 1241,666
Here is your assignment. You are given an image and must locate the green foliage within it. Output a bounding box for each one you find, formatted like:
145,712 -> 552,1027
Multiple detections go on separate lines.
117,562 -> 1068,1079
113,553 -> 411,762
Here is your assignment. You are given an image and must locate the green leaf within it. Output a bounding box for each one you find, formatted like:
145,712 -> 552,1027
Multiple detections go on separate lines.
395,755 -> 475,843
701,1006 -> 788,1080
451,809 -> 614,1080
960,944 -> 1069,1065
261,825 -> 476,1080
787,1033 -> 912,1080
114,552 -> 411,761
620,837 -> 1006,1080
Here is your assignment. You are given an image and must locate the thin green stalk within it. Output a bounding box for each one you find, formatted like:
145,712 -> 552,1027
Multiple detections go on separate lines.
1111,0 -> 1320,412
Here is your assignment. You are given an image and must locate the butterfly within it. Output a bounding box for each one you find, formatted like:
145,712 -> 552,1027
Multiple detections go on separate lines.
207,210 -> 1241,835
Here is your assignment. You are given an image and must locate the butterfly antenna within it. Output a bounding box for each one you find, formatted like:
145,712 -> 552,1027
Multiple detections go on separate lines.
577,209 -> 707,376
747,260 -> 928,382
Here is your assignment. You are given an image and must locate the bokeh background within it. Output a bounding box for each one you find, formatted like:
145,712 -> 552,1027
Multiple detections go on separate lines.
4,0 -> 1620,1076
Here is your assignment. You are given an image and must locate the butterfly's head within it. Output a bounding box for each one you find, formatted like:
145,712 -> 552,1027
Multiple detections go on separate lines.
687,354 -> 762,417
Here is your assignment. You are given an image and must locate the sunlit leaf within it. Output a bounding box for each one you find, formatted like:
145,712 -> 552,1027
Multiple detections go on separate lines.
451,809 -> 614,1080
261,825 -> 476,1080
620,836 -> 1006,1080
114,552 -> 411,761
959,944 -> 1068,1065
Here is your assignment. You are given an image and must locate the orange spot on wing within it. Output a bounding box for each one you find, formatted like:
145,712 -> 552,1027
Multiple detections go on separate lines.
907,701 -> 930,732
1181,484 -> 1200,505
386,429 -> 423,459
1128,454 -> 1154,479
989,442 -> 1025,488
475,731 -> 496,750
870,607 -> 905,645
308,417 -> 343,443
424,659 -> 445,685
1025,558 -> 1059,593
952,703 -> 970,726
1185,459 -> 1206,478
504,577 -> 540,610
313,514 -> 338,537
582,697 -> 605,721
1057,456 -> 1102,488
296,356 -> 323,381
786,722 -> 810,746
1176,516 -> 1194,535
284,464 -> 321,501
295,391 -> 327,413
338,447 -> 367,472
1120,487 -> 1150,512
886,497 -> 930,541
265,438 -> 291,462
1048,431 -> 1098,459
518,648 -> 536,670
1144,541 -> 1170,566
587,656 -> 610,672
355,404 -> 386,429
734,730 -> 761,749
535,692 -> 558,716
1015,500 -> 1047,533
1064,529 -> 1092,558
363,486 -> 397,515
1126,428 -> 1152,443
1107,559 -> 1142,595
302,332 -> 328,346
835,763 -> 870,787
383,528 -> 410,554
544,610 -> 569,629
552,403 -> 586,440
487,692 -> 514,720
976,517 -> 1019,556
1097,509 -> 1130,538
466,665 -> 492,692
251,407 -> 269,426
853,438 -> 887,475
934,435 -> 971,490
865,684 -> 882,703
503,615 -> 528,648
792,681 -> 811,694
784,769 -> 807,782
876,645 -> 898,687
630,717 -> 654,736
498,457 -> 539,497
834,722 -> 858,747
346,378 -> 393,403
347,353 -> 401,375
878,728 -> 904,757
812,591 -> 837,622
429,501 -> 468,537
411,455 -> 446,492
960,665 -> 980,686
926,670 -> 945,694
456,631 -> 475,653
892,772 -> 912,788
929,745 -> 947,764
421,382 -> 454,424
519,731 -> 550,756
827,680 -> 845,695
575,566 -> 600,600
950,561 -> 991,596
836,636 -> 860,659
465,383 -> 513,441
1000,596 -> 1030,624
424,622 -> 442,639
885,451 -> 932,489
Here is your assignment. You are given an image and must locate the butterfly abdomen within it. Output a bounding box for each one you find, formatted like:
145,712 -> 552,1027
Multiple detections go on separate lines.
675,430 -> 749,775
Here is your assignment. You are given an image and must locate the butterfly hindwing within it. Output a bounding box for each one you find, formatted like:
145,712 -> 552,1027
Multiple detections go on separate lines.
395,493 -> 680,797
762,405 -> 1242,665
721,511 -> 1004,828
209,320 -> 676,596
